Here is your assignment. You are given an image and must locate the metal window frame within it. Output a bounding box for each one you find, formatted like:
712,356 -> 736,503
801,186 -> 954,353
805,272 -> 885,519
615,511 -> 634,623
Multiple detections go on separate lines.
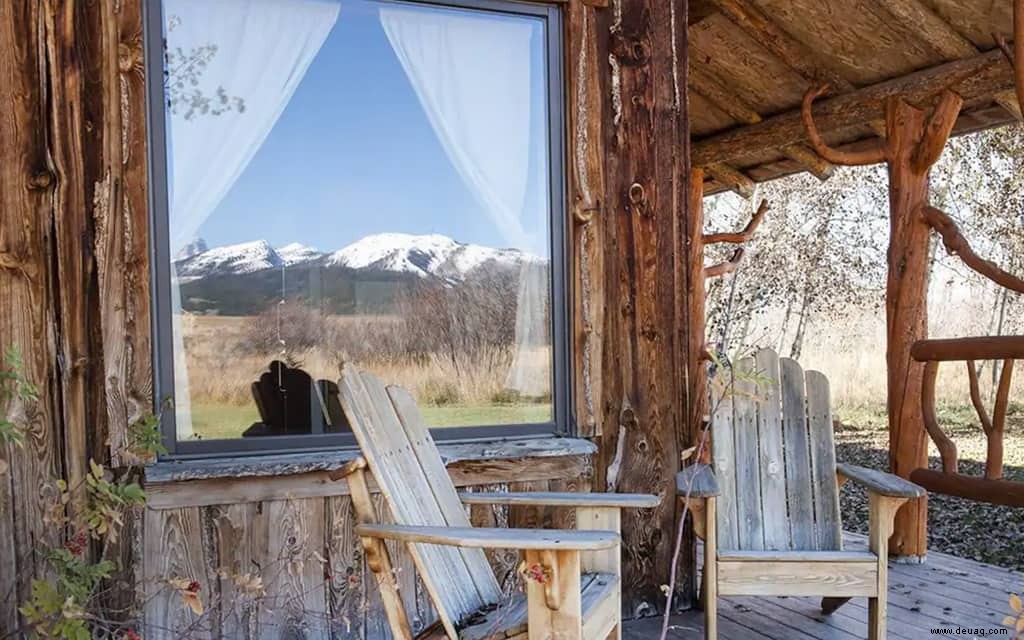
143,0 -> 570,459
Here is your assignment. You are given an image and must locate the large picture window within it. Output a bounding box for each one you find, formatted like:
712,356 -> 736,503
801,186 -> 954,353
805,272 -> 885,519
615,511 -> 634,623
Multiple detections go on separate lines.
145,0 -> 567,455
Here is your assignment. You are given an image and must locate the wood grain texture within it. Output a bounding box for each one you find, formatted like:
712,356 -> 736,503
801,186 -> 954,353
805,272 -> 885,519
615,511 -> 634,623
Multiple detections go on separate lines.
594,0 -> 691,615
731,358 -> 764,551
754,349 -> 787,551
883,98 -> 935,559
779,358 -> 813,551
805,371 -> 841,551
142,507 -> 214,638
325,496 -> 365,640
717,560 -> 878,597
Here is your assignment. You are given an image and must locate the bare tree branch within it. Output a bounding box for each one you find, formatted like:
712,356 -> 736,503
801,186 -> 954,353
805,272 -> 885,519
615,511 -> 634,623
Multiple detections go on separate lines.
703,199 -> 770,244
705,248 -> 745,279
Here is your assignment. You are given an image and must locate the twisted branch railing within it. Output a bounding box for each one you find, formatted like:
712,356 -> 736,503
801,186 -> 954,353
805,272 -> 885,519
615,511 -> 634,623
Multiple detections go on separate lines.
910,337 -> 1024,507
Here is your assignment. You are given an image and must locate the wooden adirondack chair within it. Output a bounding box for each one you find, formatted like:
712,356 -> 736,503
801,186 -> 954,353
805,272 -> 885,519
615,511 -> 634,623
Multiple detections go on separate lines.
329,365 -> 659,640
677,348 -> 925,640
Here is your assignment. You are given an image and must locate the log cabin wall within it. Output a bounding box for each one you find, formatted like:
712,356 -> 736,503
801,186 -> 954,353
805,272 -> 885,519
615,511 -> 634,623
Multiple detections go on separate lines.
0,0 -> 152,632
141,448 -> 595,638
0,0 -> 695,634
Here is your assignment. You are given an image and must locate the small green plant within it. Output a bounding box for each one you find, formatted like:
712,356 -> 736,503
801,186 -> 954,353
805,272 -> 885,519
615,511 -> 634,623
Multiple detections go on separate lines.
83,460 -> 146,541
0,346 -> 38,454
124,404 -> 169,459
20,545 -> 115,639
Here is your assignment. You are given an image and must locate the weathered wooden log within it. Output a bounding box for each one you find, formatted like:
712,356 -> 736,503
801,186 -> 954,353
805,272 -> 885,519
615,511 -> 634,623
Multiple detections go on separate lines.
909,469 -> 1024,508
883,96 -> 957,560
910,336 -> 1024,362
694,49 -> 1013,167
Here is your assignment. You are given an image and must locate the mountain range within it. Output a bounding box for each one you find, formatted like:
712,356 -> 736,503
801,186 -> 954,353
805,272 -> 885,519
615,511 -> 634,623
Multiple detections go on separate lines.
173,233 -> 545,315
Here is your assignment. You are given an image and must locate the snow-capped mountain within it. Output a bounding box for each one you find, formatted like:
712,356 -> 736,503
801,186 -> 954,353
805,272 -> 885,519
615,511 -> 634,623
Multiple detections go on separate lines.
174,233 -> 542,284
277,242 -> 324,266
326,233 -> 534,281
175,237 -> 208,261
174,239 -> 283,282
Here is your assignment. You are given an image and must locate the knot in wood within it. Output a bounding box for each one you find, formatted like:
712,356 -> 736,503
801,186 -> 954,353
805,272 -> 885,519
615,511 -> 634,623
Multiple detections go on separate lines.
118,42 -> 142,73
619,405 -> 638,430
610,34 -> 651,66
628,182 -> 646,205
641,323 -> 658,341
28,171 -> 54,191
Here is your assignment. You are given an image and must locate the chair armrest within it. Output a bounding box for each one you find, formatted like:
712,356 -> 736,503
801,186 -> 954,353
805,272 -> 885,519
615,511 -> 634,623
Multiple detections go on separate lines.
458,491 -> 660,509
354,524 -> 619,551
676,464 -> 720,498
836,463 -> 925,498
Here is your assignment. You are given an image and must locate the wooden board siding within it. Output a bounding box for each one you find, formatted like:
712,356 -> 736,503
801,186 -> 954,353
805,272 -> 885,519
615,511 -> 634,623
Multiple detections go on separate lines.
137,464 -> 593,640
0,0 -> 151,628
0,0 -> 696,631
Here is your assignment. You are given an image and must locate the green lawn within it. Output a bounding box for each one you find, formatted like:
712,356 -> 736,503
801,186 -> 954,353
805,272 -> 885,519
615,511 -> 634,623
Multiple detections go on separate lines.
187,401 -> 551,441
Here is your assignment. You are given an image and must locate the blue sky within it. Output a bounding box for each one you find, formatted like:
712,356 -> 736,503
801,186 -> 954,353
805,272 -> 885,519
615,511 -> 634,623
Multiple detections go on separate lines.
189,0 -> 551,255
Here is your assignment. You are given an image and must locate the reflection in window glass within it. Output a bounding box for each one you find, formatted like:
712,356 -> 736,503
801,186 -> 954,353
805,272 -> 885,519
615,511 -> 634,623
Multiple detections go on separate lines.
161,0 -> 555,441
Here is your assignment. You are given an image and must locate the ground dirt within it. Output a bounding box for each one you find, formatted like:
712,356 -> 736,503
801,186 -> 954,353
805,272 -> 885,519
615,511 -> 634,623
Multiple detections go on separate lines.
835,403 -> 1024,571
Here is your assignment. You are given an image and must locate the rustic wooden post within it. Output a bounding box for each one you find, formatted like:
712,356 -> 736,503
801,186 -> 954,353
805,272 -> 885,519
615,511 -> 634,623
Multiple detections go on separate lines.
685,169 -> 709,465
802,87 -> 963,559
576,0 -> 693,613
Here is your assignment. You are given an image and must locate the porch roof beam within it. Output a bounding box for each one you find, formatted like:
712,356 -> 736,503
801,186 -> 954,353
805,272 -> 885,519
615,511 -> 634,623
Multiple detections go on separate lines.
692,49 -> 1015,168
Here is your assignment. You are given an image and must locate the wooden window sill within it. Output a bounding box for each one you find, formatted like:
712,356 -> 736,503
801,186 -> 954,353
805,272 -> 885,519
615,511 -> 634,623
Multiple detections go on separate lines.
143,437 -> 596,510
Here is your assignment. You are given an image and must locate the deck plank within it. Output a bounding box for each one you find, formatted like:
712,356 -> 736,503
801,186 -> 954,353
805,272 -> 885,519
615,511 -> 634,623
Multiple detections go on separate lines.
623,531 -> 1021,640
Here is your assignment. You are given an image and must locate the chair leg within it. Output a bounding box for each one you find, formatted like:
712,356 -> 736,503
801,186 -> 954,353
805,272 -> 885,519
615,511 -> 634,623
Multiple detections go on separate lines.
868,493 -> 905,640
703,497 -> 717,640
821,596 -> 851,614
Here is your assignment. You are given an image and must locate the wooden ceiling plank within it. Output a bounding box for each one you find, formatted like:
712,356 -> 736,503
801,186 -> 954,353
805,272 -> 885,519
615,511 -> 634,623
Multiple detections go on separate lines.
780,144 -> 835,181
876,0 -> 977,60
690,67 -> 763,125
995,90 -> 1023,121
706,0 -> 855,92
705,163 -> 756,199
693,49 -> 1014,167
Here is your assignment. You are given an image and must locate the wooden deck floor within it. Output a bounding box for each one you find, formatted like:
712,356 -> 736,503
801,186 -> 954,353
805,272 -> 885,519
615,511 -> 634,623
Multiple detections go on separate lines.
624,533 -> 1022,640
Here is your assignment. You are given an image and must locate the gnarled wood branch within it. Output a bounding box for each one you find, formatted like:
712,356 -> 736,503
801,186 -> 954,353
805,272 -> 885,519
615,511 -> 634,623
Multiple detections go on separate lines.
920,205 -> 1024,294
911,90 -> 963,173
966,360 -> 993,435
989,359 -> 1015,479
921,360 -> 959,474
703,199 -> 770,245
801,85 -> 888,166
704,248 -> 744,279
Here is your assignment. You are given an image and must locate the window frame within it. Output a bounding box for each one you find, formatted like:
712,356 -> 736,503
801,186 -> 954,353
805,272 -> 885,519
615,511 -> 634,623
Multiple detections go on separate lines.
143,0 -> 570,458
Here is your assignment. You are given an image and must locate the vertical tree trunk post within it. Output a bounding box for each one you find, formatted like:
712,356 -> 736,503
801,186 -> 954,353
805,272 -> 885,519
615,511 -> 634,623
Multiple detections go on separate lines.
802,88 -> 963,560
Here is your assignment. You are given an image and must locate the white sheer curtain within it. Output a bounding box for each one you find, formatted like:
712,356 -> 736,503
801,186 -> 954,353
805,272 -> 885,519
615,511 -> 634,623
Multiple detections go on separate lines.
379,5 -> 550,397
165,0 -> 340,438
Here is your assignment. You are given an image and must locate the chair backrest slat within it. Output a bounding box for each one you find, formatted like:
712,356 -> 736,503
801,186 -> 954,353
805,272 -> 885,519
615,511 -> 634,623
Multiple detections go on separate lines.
806,370 -> 841,550
339,366 -> 492,628
732,357 -> 765,550
754,349 -> 789,550
386,384 -> 503,604
711,382 -> 740,549
779,356 -> 816,550
712,349 -> 842,552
